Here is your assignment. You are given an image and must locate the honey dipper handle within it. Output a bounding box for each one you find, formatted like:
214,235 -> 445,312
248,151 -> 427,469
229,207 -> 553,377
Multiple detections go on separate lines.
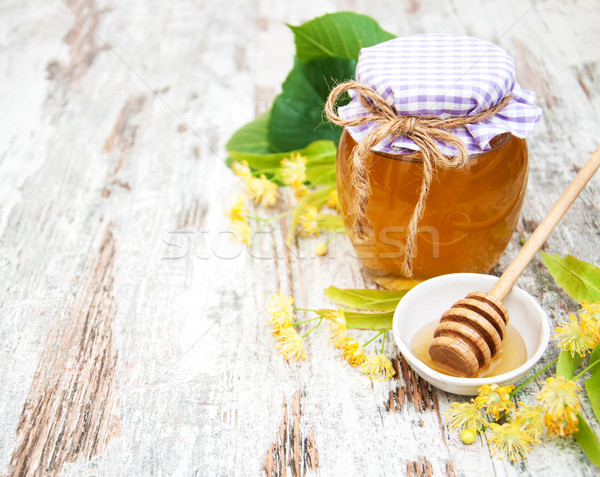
490,145 -> 600,301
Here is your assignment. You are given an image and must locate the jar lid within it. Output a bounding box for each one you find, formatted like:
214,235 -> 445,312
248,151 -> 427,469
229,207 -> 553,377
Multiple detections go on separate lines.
338,34 -> 542,156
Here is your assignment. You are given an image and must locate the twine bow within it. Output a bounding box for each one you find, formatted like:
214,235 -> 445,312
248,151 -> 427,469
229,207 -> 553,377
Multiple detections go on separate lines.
325,81 -> 512,278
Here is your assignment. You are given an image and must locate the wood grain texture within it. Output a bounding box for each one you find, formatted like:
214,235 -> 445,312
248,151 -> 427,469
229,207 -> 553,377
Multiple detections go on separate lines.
9,226 -> 120,477
0,0 -> 599,476
264,392 -> 320,477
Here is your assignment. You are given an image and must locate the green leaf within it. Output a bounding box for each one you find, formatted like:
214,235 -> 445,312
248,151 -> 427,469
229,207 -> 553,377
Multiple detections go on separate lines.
305,165 -> 336,186
287,185 -> 335,245
318,214 -> 345,233
288,12 -> 395,62
541,252 -> 600,302
303,141 -> 336,187
268,56 -> 356,152
574,413 -> 600,466
316,309 -> 393,330
226,110 -> 273,155
303,140 -> 337,165
324,286 -> 414,311
228,139 -> 335,174
227,150 -> 289,174
585,346 -> 600,424
556,350 -> 584,379
227,134 -> 336,186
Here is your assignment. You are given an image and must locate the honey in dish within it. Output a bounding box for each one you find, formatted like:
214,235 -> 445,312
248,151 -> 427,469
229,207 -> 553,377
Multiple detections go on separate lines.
410,321 -> 527,378
336,130 -> 529,281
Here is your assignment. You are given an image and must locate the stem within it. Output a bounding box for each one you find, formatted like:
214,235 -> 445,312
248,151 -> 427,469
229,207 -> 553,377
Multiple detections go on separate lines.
253,223 -> 271,234
269,210 -> 293,221
511,357 -> 559,396
301,317 -> 323,338
245,214 -> 270,222
380,331 -> 387,354
293,307 -> 317,312
362,329 -> 388,348
291,316 -> 321,326
248,210 -> 293,222
251,167 -> 280,174
574,358 -> 600,380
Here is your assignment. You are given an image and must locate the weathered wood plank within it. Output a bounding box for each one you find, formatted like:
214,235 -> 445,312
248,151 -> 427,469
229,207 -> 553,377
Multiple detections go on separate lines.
0,0 -> 599,476
264,392 -> 320,477
9,226 -> 120,476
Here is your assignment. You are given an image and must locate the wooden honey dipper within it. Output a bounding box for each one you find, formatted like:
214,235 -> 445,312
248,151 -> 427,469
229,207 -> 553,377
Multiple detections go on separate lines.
429,145 -> 600,377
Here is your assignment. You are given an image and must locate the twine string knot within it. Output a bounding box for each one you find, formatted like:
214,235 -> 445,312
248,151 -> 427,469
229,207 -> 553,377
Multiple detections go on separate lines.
325,80 -> 511,277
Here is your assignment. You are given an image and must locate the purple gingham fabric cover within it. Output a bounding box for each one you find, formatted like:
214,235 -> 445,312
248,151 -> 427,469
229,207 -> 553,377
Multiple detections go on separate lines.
339,34 -> 542,156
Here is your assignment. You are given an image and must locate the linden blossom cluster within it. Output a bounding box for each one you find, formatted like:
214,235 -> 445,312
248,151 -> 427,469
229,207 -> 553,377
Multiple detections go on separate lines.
264,290 -> 396,381
324,308 -> 395,381
554,301 -> 600,356
265,290 -> 307,361
446,300 -> 600,463
226,154 -> 341,254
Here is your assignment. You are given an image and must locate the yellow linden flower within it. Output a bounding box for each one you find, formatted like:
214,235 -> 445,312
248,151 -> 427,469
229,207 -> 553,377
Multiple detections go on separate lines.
537,376 -> 581,413
580,301 -> 600,342
247,174 -> 278,208
227,195 -> 248,224
232,220 -> 252,246
487,422 -> 532,462
275,326 -> 306,361
280,152 -> 306,187
446,402 -> 487,433
327,189 -> 340,212
316,243 -> 328,256
514,403 -> 546,443
544,406 -> 579,437
475,384 -> 515,419
232,160 -> 252,178
298,205 -> 320,236
340,337 -> 366,367
325,308 -> 347,347
268,312 -> 291,334
294,182 -> 309,200
553,313 -> 595,357
536,375 -> 581,437
265,290 -> 294,324
361,354 -> 395,381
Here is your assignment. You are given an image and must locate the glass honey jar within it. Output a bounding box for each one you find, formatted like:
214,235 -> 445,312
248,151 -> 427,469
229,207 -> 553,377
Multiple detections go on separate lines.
336,129 -> 529,279
326,34 -> 541,283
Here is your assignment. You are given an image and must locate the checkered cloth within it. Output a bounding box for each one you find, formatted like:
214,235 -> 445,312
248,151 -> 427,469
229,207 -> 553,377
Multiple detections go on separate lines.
338,34 -> 542,156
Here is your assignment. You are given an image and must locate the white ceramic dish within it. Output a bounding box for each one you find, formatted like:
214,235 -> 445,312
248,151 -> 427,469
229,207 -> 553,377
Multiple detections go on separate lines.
392,273 -> 550,396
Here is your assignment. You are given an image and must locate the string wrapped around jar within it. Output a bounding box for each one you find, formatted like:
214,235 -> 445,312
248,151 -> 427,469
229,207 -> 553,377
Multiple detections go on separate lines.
325,34 -> 542,279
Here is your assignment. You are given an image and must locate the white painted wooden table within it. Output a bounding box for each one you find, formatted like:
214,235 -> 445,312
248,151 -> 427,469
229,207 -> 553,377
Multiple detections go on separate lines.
1,1 -> 599,476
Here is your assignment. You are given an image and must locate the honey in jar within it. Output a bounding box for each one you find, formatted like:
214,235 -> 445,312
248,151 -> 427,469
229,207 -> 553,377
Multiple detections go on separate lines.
336,130 -> 529,279
326,34 -> 542,283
